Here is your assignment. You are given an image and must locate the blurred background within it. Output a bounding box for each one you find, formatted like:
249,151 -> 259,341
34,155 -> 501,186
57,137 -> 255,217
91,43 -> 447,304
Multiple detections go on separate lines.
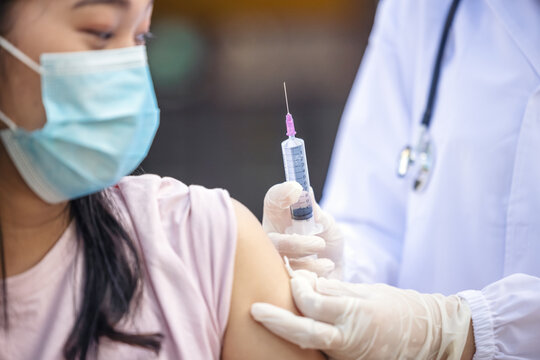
142,0 -> 378,218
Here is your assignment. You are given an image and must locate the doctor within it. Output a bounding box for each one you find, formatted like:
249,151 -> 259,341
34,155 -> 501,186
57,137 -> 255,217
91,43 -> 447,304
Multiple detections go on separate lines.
251,0 -> 540,359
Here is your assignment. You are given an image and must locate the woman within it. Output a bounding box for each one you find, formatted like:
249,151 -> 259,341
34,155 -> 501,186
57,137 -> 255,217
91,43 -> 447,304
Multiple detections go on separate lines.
0,0 -> 325,359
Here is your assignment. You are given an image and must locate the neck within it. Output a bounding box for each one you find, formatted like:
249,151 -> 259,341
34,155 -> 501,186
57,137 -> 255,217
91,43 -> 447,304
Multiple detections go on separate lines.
0,143 -> 70,278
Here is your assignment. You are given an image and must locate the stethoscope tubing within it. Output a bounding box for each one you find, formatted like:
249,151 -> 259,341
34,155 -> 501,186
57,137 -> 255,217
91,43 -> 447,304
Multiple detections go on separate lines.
422,0 -> 463,128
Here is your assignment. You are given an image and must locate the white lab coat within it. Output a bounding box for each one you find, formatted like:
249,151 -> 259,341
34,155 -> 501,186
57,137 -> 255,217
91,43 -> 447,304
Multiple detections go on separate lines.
321,0 -> 540,358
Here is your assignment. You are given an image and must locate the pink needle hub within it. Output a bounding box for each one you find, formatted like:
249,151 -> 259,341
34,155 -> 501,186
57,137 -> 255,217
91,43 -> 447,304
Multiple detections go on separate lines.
283,82 -> 297,137
286,113 -> 296,137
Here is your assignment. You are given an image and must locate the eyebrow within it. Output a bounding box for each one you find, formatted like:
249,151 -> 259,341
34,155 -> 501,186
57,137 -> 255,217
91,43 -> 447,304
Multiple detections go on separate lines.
72,0 -> 131,9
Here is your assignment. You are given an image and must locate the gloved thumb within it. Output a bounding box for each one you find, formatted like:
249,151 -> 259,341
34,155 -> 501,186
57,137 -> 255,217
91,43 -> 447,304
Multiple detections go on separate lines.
263,182 -> 303,233
264,181 -> 303,212
251,302 -> 343,350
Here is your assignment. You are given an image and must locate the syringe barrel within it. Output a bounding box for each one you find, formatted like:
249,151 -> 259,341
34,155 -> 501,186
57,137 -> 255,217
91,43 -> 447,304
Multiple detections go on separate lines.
281,136 -> 314,221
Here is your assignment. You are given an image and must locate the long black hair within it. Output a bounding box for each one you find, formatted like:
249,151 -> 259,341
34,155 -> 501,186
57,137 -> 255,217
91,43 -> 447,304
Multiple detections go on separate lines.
0,1 -> 163,358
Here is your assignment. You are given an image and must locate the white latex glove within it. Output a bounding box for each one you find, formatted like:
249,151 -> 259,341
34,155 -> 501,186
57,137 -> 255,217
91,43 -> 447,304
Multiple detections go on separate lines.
262,181 -> 344,278
251,269 -> 472,360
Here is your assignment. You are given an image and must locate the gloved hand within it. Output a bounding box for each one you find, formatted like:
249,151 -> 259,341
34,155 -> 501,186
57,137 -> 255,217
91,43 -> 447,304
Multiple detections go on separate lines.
262,181 -> 344,278
251,269 -> 472,360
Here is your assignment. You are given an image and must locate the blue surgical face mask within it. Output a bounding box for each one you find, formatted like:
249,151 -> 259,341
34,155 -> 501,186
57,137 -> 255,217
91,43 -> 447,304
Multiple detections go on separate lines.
0,37 -> 160,203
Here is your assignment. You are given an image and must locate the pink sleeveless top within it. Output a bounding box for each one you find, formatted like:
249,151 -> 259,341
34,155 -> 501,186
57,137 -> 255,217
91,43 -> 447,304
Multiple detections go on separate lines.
0,175 -> 237,359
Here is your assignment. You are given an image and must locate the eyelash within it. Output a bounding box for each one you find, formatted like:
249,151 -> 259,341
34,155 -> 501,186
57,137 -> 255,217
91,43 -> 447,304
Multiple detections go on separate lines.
86,30 -> 154,45
86,30 -> 114,40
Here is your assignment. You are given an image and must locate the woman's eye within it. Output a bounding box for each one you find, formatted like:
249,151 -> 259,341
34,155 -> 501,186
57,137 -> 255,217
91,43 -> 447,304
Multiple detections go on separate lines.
86,30 -> 115,41
136,32 -> 154,45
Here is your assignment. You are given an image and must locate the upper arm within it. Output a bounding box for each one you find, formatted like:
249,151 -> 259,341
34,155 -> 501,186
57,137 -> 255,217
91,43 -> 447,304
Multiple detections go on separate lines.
221,199 -> 325,360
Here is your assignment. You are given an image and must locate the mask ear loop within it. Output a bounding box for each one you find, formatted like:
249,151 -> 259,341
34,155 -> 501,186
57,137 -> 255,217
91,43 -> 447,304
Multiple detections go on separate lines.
0,36 -> 43,75
0,37 -> 44,131
0,110 -> 17,131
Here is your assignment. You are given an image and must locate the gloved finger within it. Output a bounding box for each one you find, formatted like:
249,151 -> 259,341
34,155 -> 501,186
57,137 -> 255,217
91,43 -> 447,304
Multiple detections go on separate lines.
306,189 -> 326,226
315,277 -> 373,299
288,257 -> 335,277
307,187 -> 328,223
283,259 -> 320,284
251,302 -> 344,350
264,181 -> 303,213
314,209 -> 337,237
306,192 -> 342,244
290,276 -> 352,324
267,232 -> 326,258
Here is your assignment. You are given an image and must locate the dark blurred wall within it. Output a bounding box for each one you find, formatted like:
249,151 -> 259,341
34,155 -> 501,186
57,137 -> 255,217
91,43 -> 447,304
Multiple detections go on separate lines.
142,1 -> 377,218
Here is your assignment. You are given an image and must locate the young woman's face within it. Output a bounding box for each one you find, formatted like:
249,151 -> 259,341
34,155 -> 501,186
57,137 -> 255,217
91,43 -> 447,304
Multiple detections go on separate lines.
0,0 -> 154,131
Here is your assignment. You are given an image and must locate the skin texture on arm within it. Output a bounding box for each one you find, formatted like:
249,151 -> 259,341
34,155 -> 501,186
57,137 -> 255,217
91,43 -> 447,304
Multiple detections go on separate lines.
221,199 -> 325,360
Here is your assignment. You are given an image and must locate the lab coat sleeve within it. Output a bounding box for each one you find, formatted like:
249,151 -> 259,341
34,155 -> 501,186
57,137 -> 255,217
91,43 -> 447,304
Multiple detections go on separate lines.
321,0 -> 413,285
458,274 -> 540,360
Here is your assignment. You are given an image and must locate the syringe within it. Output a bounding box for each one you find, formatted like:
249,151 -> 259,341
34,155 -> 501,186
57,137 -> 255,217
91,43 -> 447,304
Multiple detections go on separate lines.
281,83 -> 323,235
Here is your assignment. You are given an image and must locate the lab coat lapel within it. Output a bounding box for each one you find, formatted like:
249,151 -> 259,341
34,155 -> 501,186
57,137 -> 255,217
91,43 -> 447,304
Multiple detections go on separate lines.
485,0 -> 540,78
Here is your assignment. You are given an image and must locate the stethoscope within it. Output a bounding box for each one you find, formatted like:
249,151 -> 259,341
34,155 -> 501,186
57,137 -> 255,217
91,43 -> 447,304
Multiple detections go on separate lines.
397,0 -> 462,191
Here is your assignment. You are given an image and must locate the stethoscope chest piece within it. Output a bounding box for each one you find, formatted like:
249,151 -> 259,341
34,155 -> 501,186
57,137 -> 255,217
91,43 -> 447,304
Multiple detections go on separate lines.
398,146 -> 413,178
397,126 -> 435,192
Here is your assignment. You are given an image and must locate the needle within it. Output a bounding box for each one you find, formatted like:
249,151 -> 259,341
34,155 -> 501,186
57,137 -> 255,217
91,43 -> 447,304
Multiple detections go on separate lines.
284,82 -> 290,114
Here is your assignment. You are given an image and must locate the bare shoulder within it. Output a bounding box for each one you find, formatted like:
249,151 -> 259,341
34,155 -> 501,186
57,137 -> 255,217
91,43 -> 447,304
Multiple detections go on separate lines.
221,199 -> 324,360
